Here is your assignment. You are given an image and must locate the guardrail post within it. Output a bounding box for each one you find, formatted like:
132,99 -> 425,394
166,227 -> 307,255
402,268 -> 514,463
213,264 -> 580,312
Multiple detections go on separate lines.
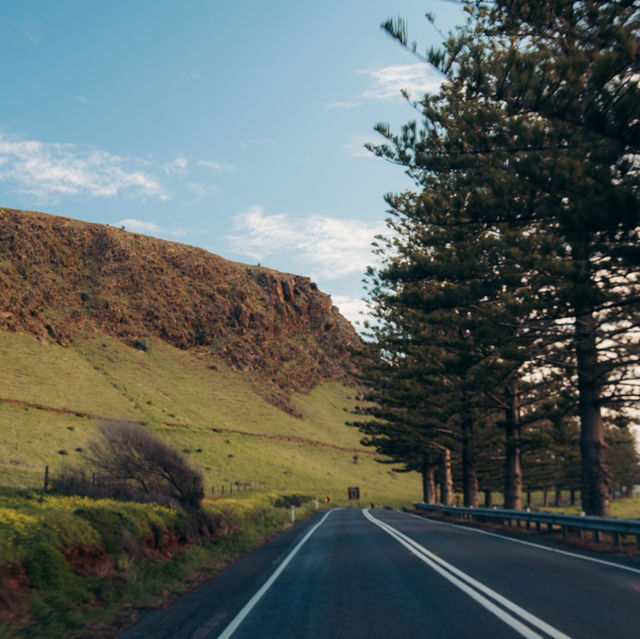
594,530 -> 600,543
613,532 -> 620,547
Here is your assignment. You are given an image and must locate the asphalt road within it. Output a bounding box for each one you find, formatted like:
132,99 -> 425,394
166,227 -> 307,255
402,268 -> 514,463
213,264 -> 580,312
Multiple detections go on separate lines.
120,508 -> 640,639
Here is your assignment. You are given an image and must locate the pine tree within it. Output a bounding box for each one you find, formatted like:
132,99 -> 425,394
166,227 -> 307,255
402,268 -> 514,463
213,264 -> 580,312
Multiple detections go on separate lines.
367,1 -> 639,516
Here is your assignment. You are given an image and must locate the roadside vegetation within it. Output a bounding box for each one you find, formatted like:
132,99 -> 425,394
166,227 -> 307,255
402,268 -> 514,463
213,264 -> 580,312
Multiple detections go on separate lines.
0,332 -> 421,505
0,331 -> 419,636
0,487 -> 317,638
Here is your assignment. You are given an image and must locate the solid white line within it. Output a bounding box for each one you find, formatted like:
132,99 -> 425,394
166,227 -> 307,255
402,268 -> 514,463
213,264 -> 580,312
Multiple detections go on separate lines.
216,510 -> 335,639
407,511 -> 640,576
364,509 -> 571,639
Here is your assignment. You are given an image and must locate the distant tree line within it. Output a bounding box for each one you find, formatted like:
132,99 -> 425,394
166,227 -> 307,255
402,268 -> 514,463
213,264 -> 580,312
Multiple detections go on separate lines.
352,0 -> 640,516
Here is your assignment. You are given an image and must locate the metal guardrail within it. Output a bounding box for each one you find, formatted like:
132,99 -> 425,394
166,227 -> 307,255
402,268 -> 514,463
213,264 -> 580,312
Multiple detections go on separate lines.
413,503 -> 640,549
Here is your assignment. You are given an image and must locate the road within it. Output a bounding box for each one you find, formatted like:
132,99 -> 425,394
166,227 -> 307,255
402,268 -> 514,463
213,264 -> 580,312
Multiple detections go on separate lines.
120,508 -> 640,639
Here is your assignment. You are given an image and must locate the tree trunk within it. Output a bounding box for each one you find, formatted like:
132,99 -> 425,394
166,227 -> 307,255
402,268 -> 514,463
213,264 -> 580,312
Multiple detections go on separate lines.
570,488 -> 576,506
543,488 -> 549,507
527,490 -> 532,508
504,378 -> 523,510
484,489 -> 492,508
554,488 -> 562,507
575,310 -> 612,516
462,417 -> 478,507
441,448 -> 453,506
421,459 -> 437,504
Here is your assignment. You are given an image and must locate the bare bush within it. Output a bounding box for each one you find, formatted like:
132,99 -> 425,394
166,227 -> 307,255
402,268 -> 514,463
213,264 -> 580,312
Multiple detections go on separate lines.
51,466 -> 142,502
85,421 -> 204,510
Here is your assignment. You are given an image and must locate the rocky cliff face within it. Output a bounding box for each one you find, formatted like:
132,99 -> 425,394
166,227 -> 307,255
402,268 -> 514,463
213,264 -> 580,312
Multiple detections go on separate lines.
0,208 -> 360,410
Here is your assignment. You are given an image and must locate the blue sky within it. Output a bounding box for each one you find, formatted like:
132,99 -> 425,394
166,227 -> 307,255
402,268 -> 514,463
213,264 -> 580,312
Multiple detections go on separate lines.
1,0 -> 465,327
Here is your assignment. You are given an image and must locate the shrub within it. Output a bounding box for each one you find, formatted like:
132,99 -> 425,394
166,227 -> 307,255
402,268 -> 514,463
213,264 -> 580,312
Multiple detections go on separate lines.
84,421 -> 204,511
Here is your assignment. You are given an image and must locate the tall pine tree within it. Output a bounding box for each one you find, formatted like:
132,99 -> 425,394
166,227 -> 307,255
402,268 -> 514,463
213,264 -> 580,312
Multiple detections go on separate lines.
366,1 -> 639,516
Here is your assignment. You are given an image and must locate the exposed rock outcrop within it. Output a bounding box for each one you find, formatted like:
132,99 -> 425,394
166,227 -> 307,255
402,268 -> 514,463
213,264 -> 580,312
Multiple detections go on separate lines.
0,208 -> 360,409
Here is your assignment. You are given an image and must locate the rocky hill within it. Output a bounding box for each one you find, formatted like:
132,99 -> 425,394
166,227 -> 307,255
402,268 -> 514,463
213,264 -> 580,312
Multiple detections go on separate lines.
0,208 -> 360,410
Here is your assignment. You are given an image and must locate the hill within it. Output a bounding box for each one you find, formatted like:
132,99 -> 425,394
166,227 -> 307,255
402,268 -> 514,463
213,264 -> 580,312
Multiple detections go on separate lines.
0,207 -> 359,411
0,208 -> 420,504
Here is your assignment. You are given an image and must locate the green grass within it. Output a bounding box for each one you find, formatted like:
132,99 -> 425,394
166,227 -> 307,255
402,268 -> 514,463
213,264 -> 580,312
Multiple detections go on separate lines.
0,332 -> 140,418
541,494 -> 640,519
0,490 -> 320,638
0,331 -> 420,505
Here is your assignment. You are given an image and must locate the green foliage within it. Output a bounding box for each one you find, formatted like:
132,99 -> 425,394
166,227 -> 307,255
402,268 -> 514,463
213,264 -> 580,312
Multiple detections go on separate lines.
359,0 -> 639,516
0,333 -> 420,504
22,543 -> 89,600
0,491 -> 178,566
0,490 -> 321,638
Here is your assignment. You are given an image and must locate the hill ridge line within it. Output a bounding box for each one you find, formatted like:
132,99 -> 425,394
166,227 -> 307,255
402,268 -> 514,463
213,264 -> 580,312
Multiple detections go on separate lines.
0,397 -> 373,456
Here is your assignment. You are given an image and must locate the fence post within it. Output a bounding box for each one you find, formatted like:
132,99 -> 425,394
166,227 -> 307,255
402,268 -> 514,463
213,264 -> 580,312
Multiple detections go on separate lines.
43,465 -> 49,490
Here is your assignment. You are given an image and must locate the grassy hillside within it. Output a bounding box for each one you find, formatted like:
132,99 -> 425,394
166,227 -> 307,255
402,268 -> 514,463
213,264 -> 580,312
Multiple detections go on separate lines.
0,331 -> 420,506
0,208 -> 360,412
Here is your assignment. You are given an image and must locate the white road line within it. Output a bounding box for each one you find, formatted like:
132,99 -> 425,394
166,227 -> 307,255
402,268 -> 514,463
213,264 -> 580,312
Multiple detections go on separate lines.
216,510 -> 335,639
364,509 -> 571,639
406,511 -> 640,576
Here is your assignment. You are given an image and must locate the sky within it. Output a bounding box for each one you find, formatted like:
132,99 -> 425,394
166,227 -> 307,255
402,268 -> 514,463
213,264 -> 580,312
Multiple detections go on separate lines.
0,0 -> 466,328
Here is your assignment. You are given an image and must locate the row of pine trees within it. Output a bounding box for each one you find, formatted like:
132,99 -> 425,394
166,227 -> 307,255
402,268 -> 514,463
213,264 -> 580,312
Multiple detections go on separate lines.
352,1 -> 640,516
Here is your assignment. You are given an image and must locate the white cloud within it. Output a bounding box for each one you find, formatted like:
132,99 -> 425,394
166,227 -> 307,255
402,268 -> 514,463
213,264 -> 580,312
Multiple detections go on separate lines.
0,133 -> 167,202
360,63 -> 442,101
22,23 -> 41,46
116,218 -> 188,238
325,101 -> 362,110
198,160 -> 235,173
164,153 -> 188,175
331,295 -> 371,327
186,182 -> 220,198
247,138 -> 277,146
228,205 -> 385,281
117,219 -> 163,234
346,135 -> 380,159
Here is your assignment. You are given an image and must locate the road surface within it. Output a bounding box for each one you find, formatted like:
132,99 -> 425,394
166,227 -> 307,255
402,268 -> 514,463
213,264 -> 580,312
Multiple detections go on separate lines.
120,508 -> 640,638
